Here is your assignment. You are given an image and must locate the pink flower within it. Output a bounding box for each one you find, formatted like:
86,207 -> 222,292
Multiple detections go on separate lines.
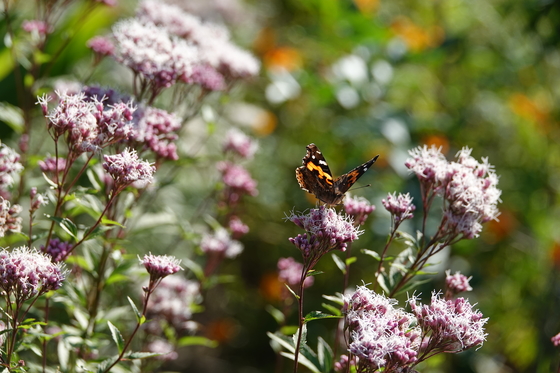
287,206 -> 362,261
344,194 -> 375,226
103,148 -> 155,189
112,19 -> 198,89
0,198 -> 22,237
345,286 -> 420,371
0,246 -> 67,300
0,144 -> 23,188
22,20 -> 49,35
217,161 -> 258,197
409,292 -> 488,353
40,238 -> 72,263
200,228 -> 243,259
223,128 -> 258,159
141,253 -> 182,281
277,257 -> 313,288
382,192 -> 415,224
130,107 -> 181,161
445,270 -> 473,298
228,216 -> 249,239
552,332 -> 560,347
38,157 -> 66,174
87,36 -> 115,57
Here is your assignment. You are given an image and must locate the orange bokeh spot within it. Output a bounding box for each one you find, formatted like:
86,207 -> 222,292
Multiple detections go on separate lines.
252,110 -> 277,136
259,272 -> 283,302
485,209 -> 517,243
264,47 -> 303,72
353,0 -> 380,14
205,318 -> 238,343
550,242 -> 560,268
391,17 -> 444,52
508,93 -> 550,129
421,135 -> 450,155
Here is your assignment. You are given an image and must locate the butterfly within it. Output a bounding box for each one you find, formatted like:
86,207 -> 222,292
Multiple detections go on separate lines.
295,143 -> 379,205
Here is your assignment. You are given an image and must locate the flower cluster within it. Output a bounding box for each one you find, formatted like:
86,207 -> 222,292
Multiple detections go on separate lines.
137,0 -> 260,80
0,143 -> 23,190
87,36 -> 115,58
38,91 -> 135,155
0,246 -> 67,301
409,292 -> 488,354
200,228 -> 243,259
223,128 -> 258,160
0,198 -> 22,237
217,161 -> 258,203
228,216 -> 249,239
382,192 -> 416,225
405,145 -> 501,239
344,194 -> 375,226
445,270 -> 473,298
344,286 -> 420,372
82,85 -> 182,161
287,206 -> 362,262
40,238 -> 72,263
129,107 -> 181,161
552,332 -> 560,347
103,148 -> 155,190
38,156 -> 66,175
145,275 -> 200,332
277,257 -> 314,289
140,253 -> 183,283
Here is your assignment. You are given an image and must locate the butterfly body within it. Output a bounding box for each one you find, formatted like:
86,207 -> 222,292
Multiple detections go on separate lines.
295,143 -> 379,205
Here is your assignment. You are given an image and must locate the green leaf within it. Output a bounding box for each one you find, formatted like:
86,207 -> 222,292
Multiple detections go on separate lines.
376,273 -> 389,294
331,253 -> 346,274
97,355 -> 119,373
100,218 -> 125,228
284,283 -> 300,300
317,337 -> 333,372
362,249 -> 381,260
322,293 -> 344,306
124,351 -> 163,359
292,324 -> 307,351
181,257 -> 204,281
47,216 -> 78,240
321,303 -> 342,317
107,321 -> 124,353
265,304 -> 286,324
280,325 -> 298,335
0,102 -> 23,133
304,311 -> 341,322
177,336 -> 218,348
306,270 -> 324,277
127,297 -> 141,322
345,256 -> 357,266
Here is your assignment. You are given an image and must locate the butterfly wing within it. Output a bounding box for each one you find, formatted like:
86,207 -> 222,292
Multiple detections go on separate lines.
333,154 -> 380,195
296,144 -> 335,190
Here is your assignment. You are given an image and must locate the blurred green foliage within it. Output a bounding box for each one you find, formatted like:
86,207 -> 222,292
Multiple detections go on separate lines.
1,0 -> 560,371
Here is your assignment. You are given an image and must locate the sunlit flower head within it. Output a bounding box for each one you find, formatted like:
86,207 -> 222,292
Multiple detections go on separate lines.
0,198 -> 22,237
103,148 -> 155,189
287,206 -> 362,262
344,286 -> 420,371
382,192 -> 415,225
344,194 -> 375,226
445,270 -> 473,298
141,253 -> 182,282
0,144 -> 23,189
409,292 -> 488,353
0,246 -> 67,300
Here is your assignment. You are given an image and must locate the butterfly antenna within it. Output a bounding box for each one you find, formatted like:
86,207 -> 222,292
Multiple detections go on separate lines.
351,184 -> 372,191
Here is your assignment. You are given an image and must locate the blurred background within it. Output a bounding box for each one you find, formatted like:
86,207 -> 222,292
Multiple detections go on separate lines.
2,0 -> 560,372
